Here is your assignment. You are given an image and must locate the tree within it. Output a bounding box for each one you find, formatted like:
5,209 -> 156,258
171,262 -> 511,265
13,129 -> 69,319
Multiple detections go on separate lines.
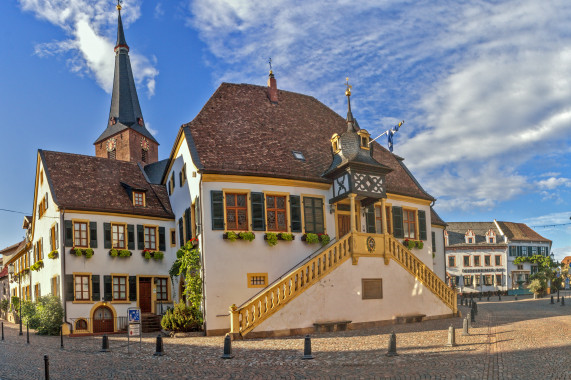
514,255 -> 559,292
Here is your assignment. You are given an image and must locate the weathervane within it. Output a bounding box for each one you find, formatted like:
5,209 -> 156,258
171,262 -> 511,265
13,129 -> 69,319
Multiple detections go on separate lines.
268,57 -> 273,74
345,77 -> 352,97
116,0 -> 123,11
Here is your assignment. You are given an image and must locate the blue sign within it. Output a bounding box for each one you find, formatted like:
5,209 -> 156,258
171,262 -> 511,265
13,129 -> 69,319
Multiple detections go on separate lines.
128,308 -> 140,323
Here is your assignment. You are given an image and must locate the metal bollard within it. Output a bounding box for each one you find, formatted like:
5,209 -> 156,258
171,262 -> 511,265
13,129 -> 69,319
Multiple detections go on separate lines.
561,296 -> 565,306
498,293 -> 501,301
487,295 -> 490,302
1,322 -> 3,341
44,355 -> 49,380
302,335 -> 314,360
26,322 -> 29,344
221,334 -> 234,359
153,335 -> 164,356
469,299 -> 472,307
515,294 -> 518,301
462,317 -> 469,336
470,310 -> 475,324
60,326 -> 64,349
551,296 -> 554,304
479,294 -> 482,301
386,331 -> 398,357
100,334 -> 110,352
446,325 -> 456,347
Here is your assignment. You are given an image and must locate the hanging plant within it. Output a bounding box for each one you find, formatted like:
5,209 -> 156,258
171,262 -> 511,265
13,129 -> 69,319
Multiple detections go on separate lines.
109,249 -> 119,257
30,260 -> 44,272
302,233 -> 319,244
416,241 -> 424,249
84,248 -> 94,259
239,232 -> 255,242
47,250 -> 58,260
119,249 -> 132,257
318,233 -> 331,246
223,231 -> 239,241
265,232 -> 278,247
279,232 -> 294,241
153,251 -> 164,260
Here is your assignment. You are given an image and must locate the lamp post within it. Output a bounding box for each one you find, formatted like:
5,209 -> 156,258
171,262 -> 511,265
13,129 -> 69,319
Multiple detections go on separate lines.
8,264 -> 22,336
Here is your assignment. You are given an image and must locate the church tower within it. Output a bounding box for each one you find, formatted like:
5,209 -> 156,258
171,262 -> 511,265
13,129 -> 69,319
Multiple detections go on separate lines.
94,3 -> 158,165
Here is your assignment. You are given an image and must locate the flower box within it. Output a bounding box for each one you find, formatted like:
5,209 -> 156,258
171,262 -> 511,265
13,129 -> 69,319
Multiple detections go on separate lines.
222,232 -> 255,242
69,248 -> 94,258
109,249 -> 132,258
301,233 -> 330,246
142,250 -> 164,260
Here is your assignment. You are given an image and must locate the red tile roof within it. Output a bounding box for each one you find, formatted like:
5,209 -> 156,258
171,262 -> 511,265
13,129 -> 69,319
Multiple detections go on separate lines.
0,266 -> 7,279
40,150 -> 174,219
496,221 -> 551,243
561,256 -> 571,266
183,83 -> 434,201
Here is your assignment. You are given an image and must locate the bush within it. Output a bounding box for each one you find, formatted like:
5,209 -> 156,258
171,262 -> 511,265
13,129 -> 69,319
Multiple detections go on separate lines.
35,295 -> 64,335
528,278 -> 546,295
11,296 -> 19,312
0,299 -> 9,313
160,301 -> 202,332
21,300 -> 40,329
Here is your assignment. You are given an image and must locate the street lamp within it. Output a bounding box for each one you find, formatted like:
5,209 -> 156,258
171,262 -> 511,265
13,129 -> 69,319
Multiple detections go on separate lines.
8,264 -> 23,336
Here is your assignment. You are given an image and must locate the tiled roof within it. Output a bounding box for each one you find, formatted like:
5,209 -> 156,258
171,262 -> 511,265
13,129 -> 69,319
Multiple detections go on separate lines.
0,241 -> 22,255
182,82 -> 434,201
40,150 -> 174,219
430,208 -> 447,227
445,222 -> 505,248
143,159 -> 170,184
0,266 -> 7,279
496,221 -> 551,243
561,256 -> 571,266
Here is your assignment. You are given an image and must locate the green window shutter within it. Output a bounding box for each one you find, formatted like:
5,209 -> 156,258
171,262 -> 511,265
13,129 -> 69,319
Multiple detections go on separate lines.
185,208 -> 192,241
194,196 -> 201,235
211,191 -> 225,230
365,206 -> 376,233
127,224 -> 135,250
290,195 -> 302,232
303,197 -> 325,234
178,218 -> 184,246
103,275 -> 112,301
418,210 -> 427,240
129,276 -> 137,301
103,223 -> 111,249
159,227 -> 166,251
251,192 -> 265,231
137,225 -> 144,250
65,275 -> 74,301
91,275 -> 101,301
89,222 -> 98,248
168,180 -> 171,196
64,220 -> 73,247
392,206 -> 404,238
431,231 -> 436,252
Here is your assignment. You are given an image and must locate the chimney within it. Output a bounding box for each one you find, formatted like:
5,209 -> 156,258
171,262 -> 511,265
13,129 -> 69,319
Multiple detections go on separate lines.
267,71 -> 278,103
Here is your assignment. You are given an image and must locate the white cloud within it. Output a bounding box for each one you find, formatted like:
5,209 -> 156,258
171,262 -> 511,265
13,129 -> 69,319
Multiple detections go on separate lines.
536,177 -> 571,190
187,0 -> 571,210
145,121 -> 158,136
20,0 -> 158,96
154,3 -> 164,19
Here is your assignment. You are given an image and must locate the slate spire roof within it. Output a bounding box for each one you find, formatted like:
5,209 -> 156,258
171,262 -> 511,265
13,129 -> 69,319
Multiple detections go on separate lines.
93,6 -> 157,145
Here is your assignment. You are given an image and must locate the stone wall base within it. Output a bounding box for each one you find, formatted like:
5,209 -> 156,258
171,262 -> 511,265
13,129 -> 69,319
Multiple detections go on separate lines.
206,312 -> 457,339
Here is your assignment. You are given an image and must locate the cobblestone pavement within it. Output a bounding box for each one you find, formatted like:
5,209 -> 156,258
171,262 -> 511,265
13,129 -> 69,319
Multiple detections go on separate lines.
0,294 -> 570,379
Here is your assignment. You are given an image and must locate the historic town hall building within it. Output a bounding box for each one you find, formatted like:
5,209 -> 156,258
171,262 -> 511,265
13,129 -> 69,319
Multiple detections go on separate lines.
2,5 -> 455,337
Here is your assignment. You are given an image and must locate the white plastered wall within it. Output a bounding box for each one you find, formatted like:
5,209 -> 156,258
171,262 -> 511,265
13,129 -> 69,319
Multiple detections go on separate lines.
256,256 -> 452,332
431,225 -> 446,281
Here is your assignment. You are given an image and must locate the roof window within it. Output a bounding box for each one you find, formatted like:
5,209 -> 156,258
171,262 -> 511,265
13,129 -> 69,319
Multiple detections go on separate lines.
292,151 -> 305,161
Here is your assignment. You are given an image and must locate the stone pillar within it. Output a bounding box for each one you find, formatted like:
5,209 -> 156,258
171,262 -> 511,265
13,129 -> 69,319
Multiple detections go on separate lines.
349,194 -> 357,233
229,304 -> 240,335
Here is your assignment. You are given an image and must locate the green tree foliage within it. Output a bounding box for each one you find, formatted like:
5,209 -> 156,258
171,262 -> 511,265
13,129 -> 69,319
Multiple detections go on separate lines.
167,241 -> 203,329
160,301 -> 202,332
35,295 -> 64,335
21,300 -> 40,329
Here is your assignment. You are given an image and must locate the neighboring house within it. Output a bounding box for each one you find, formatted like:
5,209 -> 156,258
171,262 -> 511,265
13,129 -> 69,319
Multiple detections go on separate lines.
445,220 -> 551,294
3,5 -> 458,338
3,7 -> 177,335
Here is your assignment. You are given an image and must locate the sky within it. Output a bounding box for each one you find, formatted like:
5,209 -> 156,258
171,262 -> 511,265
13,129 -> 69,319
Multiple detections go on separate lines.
1,0 -> 571,260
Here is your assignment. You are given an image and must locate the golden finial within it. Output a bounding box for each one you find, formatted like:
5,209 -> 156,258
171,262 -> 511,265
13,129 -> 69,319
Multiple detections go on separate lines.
345,77 -> 352,97
116,0 -> 122,11
268,57 -> 273,75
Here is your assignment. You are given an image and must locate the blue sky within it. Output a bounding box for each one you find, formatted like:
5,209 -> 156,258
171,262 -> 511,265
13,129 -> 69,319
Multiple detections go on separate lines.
1,0 -> 571,260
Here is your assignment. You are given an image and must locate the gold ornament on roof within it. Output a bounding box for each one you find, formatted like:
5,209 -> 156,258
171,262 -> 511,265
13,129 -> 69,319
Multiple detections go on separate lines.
116,0 -> 122,11
268,57 -> 273,75
345,77 -> 352,97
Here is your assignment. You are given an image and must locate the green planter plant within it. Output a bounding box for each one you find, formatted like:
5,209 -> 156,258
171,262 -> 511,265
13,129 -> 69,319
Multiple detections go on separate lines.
47,250 -> 58,260
265,233 -> 278,247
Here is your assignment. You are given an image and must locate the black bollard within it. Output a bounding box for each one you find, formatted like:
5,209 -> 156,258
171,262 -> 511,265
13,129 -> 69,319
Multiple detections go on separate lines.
100,334 -> 110,352
154,335 -> 164,356
302,335 -> 314,360
515,294 -> 518,301
473,301 -> 478,315
460,298 -> 463,306
470,310 -> 475,324
498,293 -> 501,301
479,294 -> 482,301
221,334 -> 234,359
60,326 -> 64,349
551,296 -> 554,304
469,299 -> 472,307
487,295 -> 490,302
557,293 -> 560,302
1,322 -> 3,341
44,355 -> 49,380
446,325 -> 457,347
26,322 -> 29,344
386,331 -> 398,357
462,317 -> 469,336
561,296 -> 565,306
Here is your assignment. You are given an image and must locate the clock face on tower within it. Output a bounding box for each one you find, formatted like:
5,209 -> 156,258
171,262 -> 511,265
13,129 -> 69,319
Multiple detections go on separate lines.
106,138 -> 117,152
141,137 -> 150,151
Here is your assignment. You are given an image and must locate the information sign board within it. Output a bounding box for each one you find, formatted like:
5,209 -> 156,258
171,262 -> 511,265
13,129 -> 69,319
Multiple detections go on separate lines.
128,308 -> 141,323
128,324 -> 141,336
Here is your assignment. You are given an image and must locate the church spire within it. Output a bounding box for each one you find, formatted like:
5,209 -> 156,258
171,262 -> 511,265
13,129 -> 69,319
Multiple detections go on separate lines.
94,1 -> 158,165
345,77 -> 356,132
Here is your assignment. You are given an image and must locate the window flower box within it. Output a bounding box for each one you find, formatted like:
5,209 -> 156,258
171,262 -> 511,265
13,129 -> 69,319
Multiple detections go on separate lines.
222,232 -> 255,242
403,239 -> 423,250
301,233 -> 330,246
30,260 -> 44,272
109,249 -> 132,258
70,248 -> 94,258
142,250 -> 164,260
47,250 -> 58,260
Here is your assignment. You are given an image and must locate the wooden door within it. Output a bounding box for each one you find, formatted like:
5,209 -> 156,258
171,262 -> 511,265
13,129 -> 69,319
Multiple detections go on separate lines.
93,306 -> 113,333
139,278 -> 152,313
338,215 -> 351,238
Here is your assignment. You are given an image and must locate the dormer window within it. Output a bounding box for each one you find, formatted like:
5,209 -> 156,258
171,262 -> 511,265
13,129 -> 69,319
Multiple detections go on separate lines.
292,151 -> 305,161
357,130 -> 370,150
486,229 -> 496,244
133,191 -> 145,207
330,134 -> 340,154
465,229 -> 475,244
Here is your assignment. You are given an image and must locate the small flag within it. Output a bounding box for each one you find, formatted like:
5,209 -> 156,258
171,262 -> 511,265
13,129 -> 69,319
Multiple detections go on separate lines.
387,121 -> 404,152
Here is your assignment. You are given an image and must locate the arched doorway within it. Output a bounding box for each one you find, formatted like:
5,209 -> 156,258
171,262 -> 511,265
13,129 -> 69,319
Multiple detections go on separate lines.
93,306 -> 114,333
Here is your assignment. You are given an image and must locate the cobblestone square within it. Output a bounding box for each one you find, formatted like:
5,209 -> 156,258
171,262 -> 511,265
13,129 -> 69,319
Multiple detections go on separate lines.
0,293 -> 570,379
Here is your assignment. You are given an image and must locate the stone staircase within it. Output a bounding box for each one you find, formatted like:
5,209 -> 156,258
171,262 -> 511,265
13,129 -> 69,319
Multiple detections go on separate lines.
141,313 -> 162,333
230,232 -> 457,338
